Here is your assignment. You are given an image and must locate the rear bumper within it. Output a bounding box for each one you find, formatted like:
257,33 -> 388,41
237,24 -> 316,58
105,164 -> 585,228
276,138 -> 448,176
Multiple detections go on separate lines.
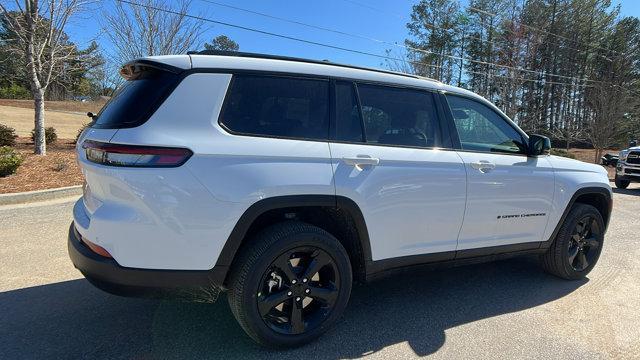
67,222 -> 227,302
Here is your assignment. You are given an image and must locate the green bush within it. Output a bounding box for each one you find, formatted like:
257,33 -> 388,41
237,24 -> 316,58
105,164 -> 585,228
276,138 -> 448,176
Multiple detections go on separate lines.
0,146 -> 23,177
31,126 -> 57,144
0,124 -> 18,147
550,148 -> 576,159
0,84 -> 30,99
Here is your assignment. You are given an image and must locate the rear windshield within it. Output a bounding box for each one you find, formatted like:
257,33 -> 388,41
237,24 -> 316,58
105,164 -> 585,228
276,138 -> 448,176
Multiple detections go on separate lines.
92,69 -> 178,129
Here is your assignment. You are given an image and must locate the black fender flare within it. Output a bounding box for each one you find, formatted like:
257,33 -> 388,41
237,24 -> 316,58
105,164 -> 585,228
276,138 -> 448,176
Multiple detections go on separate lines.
213,195 -> 372,284
541,186 -> 612,248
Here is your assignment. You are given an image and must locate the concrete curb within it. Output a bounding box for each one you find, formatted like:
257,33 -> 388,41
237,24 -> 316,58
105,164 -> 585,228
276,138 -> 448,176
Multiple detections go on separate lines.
0,185 -> 82,205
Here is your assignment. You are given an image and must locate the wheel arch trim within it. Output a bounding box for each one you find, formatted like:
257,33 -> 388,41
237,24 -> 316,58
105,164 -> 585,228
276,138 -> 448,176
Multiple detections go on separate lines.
542,186 -> 612,249
214,195 -> 373,279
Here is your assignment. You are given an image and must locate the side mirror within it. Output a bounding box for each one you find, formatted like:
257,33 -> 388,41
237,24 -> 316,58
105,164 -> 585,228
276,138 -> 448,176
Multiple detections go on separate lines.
630,140 -> 638,148
528,134 -> 551,156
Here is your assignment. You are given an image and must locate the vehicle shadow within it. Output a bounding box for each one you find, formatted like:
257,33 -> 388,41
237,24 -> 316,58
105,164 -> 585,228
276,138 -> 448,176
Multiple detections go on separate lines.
612,187 -> 640,196
0,256 -> 585,359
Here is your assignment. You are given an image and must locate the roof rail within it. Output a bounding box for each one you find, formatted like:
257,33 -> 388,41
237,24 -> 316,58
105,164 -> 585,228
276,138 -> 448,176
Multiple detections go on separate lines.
188,50 -> 440,82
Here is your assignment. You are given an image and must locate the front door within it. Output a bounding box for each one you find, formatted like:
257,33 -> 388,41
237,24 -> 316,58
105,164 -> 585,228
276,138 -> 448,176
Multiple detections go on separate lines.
444,94 -> 555,251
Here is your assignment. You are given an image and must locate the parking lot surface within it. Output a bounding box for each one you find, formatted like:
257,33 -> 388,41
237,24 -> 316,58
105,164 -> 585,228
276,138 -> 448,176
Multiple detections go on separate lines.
1,185 -> 639,359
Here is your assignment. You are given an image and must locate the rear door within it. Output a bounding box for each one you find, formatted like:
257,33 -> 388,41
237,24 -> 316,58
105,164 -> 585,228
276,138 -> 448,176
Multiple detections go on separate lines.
443,94 -> 555,251
329,81 -> 466,262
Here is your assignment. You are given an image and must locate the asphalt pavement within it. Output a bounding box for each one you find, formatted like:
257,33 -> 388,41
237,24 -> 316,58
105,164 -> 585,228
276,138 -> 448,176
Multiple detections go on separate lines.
1,185 -> 640,359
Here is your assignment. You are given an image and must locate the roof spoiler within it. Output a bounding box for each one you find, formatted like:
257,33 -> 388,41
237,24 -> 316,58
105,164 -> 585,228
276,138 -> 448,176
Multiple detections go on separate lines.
119,59 -> 184,80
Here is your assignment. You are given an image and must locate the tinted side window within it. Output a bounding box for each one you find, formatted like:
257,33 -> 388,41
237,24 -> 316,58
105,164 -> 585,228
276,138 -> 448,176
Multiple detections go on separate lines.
335,81 -> 363,142
446,95 -> 526,154
356,84 -> 441,148
220,75 -> 329,140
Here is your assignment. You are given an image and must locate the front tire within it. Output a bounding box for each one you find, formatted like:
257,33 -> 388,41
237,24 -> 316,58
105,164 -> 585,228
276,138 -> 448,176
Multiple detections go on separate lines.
227,221 -> 352,348
541,203 -> 604,280
614,175 -> 630,189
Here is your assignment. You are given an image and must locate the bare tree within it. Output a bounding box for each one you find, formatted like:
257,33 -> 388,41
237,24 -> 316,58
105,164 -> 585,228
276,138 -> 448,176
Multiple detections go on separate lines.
382,49 -> 416,75
0,0 -> 89,155
586,84 -> 635,163
551,118 -> 586,151
103,0 -> 205,64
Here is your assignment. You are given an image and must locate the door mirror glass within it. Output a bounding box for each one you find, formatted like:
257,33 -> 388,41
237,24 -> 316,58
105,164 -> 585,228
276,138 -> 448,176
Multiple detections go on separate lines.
528,134 -> 551,156
630,140 -> 638,148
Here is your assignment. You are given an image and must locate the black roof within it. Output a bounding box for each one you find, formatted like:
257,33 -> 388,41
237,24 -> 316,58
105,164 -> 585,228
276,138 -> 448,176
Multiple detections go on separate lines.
188,50 -> 438,82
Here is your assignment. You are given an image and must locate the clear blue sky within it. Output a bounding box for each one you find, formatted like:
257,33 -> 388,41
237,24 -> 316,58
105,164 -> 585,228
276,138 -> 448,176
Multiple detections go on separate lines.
64,0 -> 640,69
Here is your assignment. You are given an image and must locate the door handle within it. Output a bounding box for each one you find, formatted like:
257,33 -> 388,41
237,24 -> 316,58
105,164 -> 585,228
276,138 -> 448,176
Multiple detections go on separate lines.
343,156 -> 379,169
470,160 -> 496,172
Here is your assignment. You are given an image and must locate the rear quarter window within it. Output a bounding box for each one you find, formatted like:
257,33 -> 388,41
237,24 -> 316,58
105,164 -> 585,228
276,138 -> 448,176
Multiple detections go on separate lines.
92,68 -> 179,129
219,75 -> 330,140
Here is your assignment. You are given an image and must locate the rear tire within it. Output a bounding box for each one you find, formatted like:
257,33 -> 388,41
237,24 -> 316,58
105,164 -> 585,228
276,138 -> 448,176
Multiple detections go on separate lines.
541,203 -> 604,280
227,221 -> 352,348
614,175 -> 630,189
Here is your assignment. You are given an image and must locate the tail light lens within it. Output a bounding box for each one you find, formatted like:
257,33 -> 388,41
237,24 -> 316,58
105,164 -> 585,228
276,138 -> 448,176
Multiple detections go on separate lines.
82,140 -> 192,167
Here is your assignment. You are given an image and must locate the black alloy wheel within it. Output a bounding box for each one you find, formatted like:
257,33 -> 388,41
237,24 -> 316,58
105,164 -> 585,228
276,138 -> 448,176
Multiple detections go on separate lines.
541,203 -> 605,280
227,221 -> 352,348
567,215 -> 601,271
258,247 -> 340,335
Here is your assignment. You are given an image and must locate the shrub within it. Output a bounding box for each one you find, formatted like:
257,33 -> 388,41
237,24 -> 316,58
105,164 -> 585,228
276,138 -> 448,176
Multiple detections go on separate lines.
550,148 -> 576,159
0,124 -> 18,147
0,84 -> 30,99
0,146 -> 23,177
31,126 -> 57,144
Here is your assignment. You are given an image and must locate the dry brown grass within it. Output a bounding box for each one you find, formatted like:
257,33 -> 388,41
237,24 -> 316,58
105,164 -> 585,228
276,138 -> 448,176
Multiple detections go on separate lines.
568,148 -> 617,163
0,104 -> 88,139
0,138 -> 82,194
567,148 -> 617,180
0,99 -> 106,113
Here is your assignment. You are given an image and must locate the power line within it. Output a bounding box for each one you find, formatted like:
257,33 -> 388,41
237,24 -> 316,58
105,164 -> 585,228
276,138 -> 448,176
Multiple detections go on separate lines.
466,5 -> 624,57
338,0 -> 619,63
116,0 -> 450,74
339,0 -> 406,21
201,0 -> 502,59
199,0 -> 391,47
336,0 -> 520,57
117,0 -> 609,90
197,0 -> 602,85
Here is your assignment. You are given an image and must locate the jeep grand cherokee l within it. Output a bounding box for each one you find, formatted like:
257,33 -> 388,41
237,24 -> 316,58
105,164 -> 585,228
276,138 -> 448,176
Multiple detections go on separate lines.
69,51 -> 612,348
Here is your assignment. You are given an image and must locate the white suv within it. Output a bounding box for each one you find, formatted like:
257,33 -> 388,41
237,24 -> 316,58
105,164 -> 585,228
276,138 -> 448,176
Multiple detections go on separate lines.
69,51 -> 612,348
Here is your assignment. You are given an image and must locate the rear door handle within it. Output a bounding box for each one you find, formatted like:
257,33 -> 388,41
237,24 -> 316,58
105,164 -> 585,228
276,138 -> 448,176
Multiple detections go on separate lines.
470,160 -> 495,172
343,156 -> 380,169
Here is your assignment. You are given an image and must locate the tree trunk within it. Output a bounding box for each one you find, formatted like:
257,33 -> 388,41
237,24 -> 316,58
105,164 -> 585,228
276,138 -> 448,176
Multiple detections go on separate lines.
24,0 -> 46,155
33,88 -> 46,155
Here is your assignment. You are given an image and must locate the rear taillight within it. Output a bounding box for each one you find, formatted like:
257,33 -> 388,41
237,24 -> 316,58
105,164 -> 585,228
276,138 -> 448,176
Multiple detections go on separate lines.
82,140 -> 192,167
